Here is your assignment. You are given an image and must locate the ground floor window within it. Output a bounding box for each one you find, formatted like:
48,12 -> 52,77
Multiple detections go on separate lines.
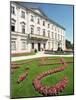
48,42 -> 50,50
32,43 -> 34,49
21,41 -> 26,50
11,41 -> 16,50
43,43 -> 46,49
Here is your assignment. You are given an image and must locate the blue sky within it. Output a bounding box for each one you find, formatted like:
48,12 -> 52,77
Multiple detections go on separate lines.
19,2 -> 74,43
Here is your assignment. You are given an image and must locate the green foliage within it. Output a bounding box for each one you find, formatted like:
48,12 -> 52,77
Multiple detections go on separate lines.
66,39 -> 73,49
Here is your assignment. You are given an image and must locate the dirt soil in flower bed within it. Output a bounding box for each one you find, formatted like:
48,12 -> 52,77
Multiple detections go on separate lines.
11,52 -> 35,57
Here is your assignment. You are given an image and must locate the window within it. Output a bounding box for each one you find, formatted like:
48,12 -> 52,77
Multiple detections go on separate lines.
63,36 -> 64,41
21,22 -> 25,34
11,19 -> 16,32
52,32 -> 54,39
55,27 -> 56,31
43,29 -> 45,37
55,33 -> 57,40
30,25 -> 34,34
52,25 -> 53,30
32,43 -> 34,49
37,27 -> 40,35
48,31 -> 50,37
43,43 -> 46,49
11,6 -> 15,15
48,24 -> 50,28
48,42 -> 50,50
22,41 -> 26,50
58,28 -> 60,32
21,11 -> 25,19
43,21 -> 45,26
11,41 -> 16,50
37,18 -> 40,24
58,34 -> 60,40
31,15 -> 34,22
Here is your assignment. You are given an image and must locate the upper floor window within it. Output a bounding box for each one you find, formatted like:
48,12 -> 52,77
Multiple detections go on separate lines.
11,19 -> 16,32
30,25 -> 34,34
31,15 -> 34,22
37,18 -> 40,24
48,30 -> 50,37
52,32 -> 54,39
55,27 -> 56,31
37,27 -> 40,35
21,11 -> 25,19
61,35 -> 62,40
48,24 -> 50,28
58,34 -> 60,40
43,21 -> 45,26
43,29 -> 45,37
58,28 -> 60,32
52,25 -> 53,30
55,33 -> 57,40
11,6 -> 15,15
21,22 -> 25,34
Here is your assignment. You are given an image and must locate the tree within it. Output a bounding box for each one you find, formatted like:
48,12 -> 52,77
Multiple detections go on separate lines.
66,39 -> 73,49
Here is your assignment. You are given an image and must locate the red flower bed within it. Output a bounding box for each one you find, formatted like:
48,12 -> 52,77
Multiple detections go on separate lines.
17,68 -> 29,84
33,58 -> 69,96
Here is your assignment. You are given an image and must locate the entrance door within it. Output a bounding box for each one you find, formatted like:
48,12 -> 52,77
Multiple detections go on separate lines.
38,43 -> 40,51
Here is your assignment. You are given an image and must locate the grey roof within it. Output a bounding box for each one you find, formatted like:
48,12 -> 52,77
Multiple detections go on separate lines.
12,2 -> 65,30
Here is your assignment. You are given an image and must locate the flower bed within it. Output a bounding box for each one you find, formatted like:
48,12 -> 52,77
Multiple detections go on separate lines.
17,68 -> 29,84
33,58 -> 69,96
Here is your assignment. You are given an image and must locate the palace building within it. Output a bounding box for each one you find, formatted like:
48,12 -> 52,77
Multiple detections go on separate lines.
11,2 -> 65,54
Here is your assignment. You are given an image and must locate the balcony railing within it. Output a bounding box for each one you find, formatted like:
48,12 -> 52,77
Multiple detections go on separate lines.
28,34 -> 49,40
11,31 -> 28,37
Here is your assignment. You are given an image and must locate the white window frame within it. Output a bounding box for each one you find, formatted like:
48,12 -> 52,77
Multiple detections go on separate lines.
37,27 -> 40,35
11,6 -> 15,15
21,41 -> 26,50
31,15 -> 34,22
11,19 -> 16,32
11,41 -> 16,50
48,30 -> 50,37
21,22 -> 25,34
43,29 -> 45,37
30,25 -> 34,34
21,11 -> 25,19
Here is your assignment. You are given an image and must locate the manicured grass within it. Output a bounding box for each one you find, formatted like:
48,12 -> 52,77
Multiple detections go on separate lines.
11,57 -> 74,98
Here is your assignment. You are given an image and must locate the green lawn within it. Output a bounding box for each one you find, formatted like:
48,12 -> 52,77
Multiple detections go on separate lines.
11,57 -> 74,98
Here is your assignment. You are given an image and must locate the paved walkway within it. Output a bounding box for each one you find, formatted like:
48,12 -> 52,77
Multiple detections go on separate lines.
11,51 -> 73,61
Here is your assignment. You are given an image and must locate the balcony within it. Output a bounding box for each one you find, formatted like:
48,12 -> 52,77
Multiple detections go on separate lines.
11,31 -> 28,37
28,34 -> 49,40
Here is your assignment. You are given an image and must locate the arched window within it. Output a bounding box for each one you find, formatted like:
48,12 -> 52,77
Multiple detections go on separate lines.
30,25 -> 34,34
31,15 -> 34,22
11,19 -> 16,32
43,29 -> 45,37
43,21 -> 45,26
21,22 -> 25,34
11,6 -> 15,15
48,30 -> 50,37
37,27 -> 40,35
11,41 -> 16,50
37,18 -> 40,24
21,11 -> 25,19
